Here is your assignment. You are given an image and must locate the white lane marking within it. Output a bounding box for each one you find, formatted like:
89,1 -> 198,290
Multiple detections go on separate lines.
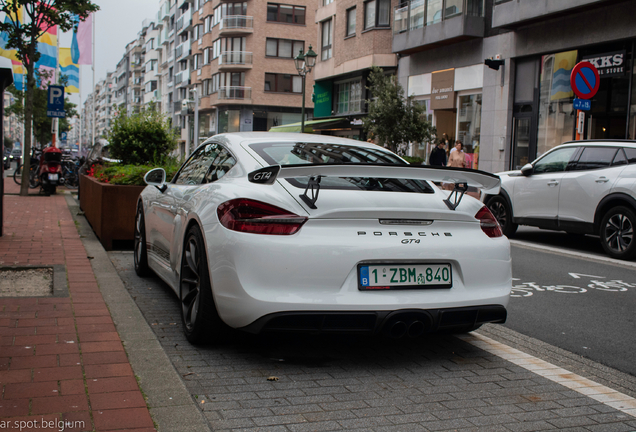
569,272 -> 605,279
457,332 -> 636,418
509,239 -> 636,269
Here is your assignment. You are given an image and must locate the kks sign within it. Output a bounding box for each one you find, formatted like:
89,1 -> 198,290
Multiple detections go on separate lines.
582,50 -> 626,78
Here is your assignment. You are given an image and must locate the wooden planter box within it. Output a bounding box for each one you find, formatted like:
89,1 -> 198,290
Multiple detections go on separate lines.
79,174 -> 145,251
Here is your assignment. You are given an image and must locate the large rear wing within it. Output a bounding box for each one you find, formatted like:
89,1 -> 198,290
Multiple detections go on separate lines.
248,163 -> 501,211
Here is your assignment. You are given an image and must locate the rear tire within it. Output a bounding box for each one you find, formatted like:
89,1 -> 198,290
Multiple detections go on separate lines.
487,196 -> 518,237
134,203 -> 150,277
13,164 -> 21,185
599,206 -> 636,260
180,225 -> 228,344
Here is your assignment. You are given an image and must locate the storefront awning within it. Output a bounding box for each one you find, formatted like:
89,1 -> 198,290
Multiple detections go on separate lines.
269,118 -> 343,133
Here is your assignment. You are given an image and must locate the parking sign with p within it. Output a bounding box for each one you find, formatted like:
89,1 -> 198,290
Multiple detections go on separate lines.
47,85 -> 66,118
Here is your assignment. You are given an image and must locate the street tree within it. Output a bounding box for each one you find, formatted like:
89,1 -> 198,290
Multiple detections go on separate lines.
363,66 -> 436,156
0,0 -> 98,196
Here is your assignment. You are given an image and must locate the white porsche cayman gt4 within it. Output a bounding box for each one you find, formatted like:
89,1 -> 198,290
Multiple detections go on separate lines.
134,132 -> 512,344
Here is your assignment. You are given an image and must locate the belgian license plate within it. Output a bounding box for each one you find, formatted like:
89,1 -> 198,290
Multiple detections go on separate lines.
48,173 -> 58,181
358,263 -> 452,290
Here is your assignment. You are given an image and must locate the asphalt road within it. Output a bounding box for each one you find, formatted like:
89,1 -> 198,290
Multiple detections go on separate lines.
508,227 -> 636,377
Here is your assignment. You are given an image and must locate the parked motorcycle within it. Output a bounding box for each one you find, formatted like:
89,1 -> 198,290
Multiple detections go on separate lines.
39,147 -> 63,195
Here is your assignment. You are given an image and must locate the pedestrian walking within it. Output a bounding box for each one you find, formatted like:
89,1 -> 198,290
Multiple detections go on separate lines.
447,141 -> 467,168
429,140 -> 447,166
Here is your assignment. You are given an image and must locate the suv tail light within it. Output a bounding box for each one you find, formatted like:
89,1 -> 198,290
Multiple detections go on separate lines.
475,206 -> 503,238
217,198 -> 307,235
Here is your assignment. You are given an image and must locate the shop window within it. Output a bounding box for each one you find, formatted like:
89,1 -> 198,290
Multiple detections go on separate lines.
537,50 -> 577,158
457,94 -> 482,169
335,79 -> 363,115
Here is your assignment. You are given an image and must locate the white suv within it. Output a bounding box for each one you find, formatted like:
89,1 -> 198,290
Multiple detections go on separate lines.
484,140 -> 636,260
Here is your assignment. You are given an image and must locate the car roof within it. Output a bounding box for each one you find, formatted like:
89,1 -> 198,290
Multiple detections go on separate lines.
207,132 -> 389,152
559,140 -> 636,148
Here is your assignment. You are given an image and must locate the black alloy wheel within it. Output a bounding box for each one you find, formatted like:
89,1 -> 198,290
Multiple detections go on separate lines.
134,203 -> 150,277
600,206 -> 636,260
487,195 -> 518,237
179,225 -> 227,344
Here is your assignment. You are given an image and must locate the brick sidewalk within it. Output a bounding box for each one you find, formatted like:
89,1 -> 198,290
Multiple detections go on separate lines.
1,178 -> 155,432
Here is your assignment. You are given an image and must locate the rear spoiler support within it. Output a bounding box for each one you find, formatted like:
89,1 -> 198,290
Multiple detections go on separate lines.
300,176 -> 322,209
443,182 -> 468,211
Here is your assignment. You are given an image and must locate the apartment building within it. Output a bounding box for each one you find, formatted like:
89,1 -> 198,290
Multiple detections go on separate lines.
393,0 -> 636,172
189,0 -> 317,142
312,0 -> 398,140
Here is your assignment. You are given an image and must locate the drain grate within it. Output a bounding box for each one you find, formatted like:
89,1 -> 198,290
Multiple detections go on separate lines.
0,268 -> 54,297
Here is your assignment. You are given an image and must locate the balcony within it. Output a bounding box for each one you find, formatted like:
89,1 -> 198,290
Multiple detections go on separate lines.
492,0 -> 606,29
393,0 -> 484,54
217,86 -> 251,100
219,16 -> 254,35
218,51 -> 253,70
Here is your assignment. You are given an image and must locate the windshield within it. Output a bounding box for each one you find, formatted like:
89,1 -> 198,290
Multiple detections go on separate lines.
250,141 -> 434,193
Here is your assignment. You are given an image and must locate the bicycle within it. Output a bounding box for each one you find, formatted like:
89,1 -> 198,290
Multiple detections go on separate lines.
60,157 -> 80,188
13,161 -> 40,188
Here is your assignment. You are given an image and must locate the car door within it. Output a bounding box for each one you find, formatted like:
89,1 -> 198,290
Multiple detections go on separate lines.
511,146 -> 579,222
152,144 -> 222,272
558,146 -> 623,227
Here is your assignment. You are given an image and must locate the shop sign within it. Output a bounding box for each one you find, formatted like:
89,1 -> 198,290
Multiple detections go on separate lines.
430,69 -> 455,110
313,81 -> 333,118
582,50 -> 626,78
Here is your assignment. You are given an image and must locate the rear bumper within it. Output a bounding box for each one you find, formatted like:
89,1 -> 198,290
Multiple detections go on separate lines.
239,304 -> 507,336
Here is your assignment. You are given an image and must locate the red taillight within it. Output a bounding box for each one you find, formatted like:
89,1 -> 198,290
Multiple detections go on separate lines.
217,198 -> 308,235
48,165 -> 58,173
475,206 -> 503,238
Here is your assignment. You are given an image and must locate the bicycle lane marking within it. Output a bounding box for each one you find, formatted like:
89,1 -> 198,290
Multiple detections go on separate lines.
457,332 -> 636,418
509,239 -> 636,269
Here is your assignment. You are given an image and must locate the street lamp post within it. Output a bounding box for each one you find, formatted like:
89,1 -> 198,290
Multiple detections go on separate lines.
294,45 -> 317,134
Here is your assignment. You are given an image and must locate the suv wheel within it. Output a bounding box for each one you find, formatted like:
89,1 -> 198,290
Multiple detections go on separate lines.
487,196 -> 518,237
599,206 -> 636,260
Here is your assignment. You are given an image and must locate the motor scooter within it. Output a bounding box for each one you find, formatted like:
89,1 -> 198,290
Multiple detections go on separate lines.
39,146 -> 62,195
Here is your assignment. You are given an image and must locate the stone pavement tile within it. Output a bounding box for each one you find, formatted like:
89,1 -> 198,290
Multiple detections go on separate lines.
31,394 -> 90,414
35,343 -> 79,355
286,421 -> 344,432
86,376 -> 140,394
90,391 -> 148,410
82,350 -> 129,365
84,363 -> 133,379
0,369 -> 33,384
78,331 -> 121,342
60,379 -> 86,396
504,420 -> 557,431
585,424 -> 636,432
33,365 -> 82,382
8,354 -> 57,369
0,398 -> 30,417
59,353 -> 82,367
80,340 -> 124,353
3,381 -> 59,399
93,407 -> 155,431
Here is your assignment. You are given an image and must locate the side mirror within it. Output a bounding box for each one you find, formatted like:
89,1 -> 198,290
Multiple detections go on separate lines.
520,163 -> 534,176
144,168 -> 167,192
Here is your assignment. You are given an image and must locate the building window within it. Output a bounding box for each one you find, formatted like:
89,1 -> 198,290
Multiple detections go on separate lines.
264,73 -> 302,93
204,15 -> 211,32
321,19 -> 332,61
346,7 -> 356,37
335,79 -> 363,114
266,38 -> 304,58
212,39 -> 221,59
322,0 -> 333,5
364,0 -> 390,29
267,3 -> 306,25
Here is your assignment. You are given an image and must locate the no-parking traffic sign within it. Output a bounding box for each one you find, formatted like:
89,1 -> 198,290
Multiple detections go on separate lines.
570,61 -> 600,100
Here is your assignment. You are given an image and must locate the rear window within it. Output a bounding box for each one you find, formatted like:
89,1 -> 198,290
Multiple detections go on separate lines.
250,141 -> 434,193
573,147 -> 618,170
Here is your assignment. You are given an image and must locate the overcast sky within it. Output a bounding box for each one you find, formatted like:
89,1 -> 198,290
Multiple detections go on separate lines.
60,0 -> 160,107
